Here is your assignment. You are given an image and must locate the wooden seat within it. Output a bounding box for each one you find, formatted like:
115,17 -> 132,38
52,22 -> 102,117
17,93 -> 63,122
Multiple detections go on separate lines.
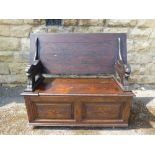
35,77 -> 133,96
21,33 -> 134,127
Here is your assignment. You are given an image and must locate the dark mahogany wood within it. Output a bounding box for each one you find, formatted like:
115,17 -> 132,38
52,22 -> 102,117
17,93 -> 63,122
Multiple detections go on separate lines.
24,94 -> 133,127
23,77 -> 134,127
30,33 -> 127,75
22,33 -> 134,127
34,77 -> 133,96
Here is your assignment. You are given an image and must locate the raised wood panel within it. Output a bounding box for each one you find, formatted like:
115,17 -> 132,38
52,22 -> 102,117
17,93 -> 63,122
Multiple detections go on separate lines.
82,102 -> 122,120
34,102 -> 73,119
24,95 -> 132,127
30,33 -> 127,75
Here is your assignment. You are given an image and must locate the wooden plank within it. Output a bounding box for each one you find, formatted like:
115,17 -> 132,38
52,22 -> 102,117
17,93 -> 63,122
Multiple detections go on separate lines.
30,33 -> 127,75
29,122 -> 128,127
35,77 -> 129,95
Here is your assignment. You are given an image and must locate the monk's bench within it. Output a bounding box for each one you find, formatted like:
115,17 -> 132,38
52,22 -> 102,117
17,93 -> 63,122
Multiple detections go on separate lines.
21,33 -> 134,127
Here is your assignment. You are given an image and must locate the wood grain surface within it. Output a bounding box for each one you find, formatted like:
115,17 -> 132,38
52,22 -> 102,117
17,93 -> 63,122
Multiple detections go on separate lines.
22,33 -> 133,127
30,33 -> 127,75
35,77 -> 134,96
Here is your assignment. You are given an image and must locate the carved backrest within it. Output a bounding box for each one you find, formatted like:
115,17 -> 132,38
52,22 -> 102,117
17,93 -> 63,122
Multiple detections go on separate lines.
30,33 -> 127,75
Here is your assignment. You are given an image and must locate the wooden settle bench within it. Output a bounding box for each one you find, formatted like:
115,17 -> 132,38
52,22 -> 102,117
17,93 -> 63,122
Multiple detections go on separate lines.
21,33 -> 134,127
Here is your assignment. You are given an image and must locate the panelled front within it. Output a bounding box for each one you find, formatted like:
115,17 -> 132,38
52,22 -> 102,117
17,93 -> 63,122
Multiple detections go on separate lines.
24,96 -> 75,123
82,102 -> 122,120
80,96 -> 131,124
36,103 -> 73,119
24,96 -> 132,126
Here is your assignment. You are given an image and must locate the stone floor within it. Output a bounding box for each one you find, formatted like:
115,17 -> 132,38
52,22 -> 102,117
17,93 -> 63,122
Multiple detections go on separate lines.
0,86 -> 155,135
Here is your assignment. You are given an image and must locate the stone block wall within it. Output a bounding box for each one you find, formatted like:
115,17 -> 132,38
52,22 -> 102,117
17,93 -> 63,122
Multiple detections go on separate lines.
0,19 -> 155,86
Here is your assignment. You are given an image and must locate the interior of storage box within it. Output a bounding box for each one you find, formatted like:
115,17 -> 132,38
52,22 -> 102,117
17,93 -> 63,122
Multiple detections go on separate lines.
34,76 -> 132,96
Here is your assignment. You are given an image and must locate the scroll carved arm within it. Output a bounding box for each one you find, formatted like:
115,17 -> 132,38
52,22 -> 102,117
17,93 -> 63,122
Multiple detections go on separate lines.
115,60 -> 131,90
25,60 -> 44,92
115,37 -> 131,91
26,60 -> 42,77
25,38 -> 44,92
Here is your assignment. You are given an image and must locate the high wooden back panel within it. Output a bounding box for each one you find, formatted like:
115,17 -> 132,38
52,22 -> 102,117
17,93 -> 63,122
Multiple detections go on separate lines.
30,33 -> 127,75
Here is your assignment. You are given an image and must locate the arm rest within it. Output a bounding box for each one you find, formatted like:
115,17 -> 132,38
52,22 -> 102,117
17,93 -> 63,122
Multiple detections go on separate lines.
115,60 -> 131,91
25,60 -> 42,76
25,60 -> 44,92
